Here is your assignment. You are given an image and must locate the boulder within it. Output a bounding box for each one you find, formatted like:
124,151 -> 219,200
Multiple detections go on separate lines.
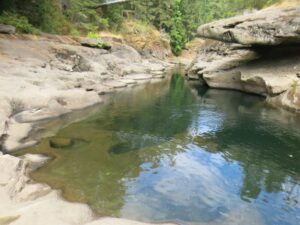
49,138 -> 74,149
187,41 -> 258,80
268,83 -> 300,113
197,6 -> 300,46
81,38 -> 112,50
187,41 -> 300,96
188,3 -> 300,101
0,24 -> 16,34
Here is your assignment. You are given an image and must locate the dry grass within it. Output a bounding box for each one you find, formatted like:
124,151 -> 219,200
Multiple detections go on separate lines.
267,0 -> 300,8
120,20 -> 171,58
177,38 -> 206,62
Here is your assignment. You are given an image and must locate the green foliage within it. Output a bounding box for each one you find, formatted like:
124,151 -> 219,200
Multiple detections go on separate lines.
102,4 -> 124,31
0,0 -> 72,34
65,0 -> 109,33
129,0 -> 280,54
0,11 -> 40,34
170,0 -> 186,56
87,31 -> 99,39
86,32 -> 106,48
0,0 -> 280,55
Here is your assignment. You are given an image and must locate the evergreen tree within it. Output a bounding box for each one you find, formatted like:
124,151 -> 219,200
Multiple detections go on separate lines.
170,0 -> 186,56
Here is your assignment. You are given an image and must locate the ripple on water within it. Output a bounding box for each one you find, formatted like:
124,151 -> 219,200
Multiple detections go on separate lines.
16,74 -> 300,225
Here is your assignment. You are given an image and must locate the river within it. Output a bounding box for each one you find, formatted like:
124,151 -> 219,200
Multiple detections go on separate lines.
16,74 -> 300,225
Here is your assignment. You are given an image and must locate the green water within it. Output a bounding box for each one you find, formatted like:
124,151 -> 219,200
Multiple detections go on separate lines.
17,75 -> 300,225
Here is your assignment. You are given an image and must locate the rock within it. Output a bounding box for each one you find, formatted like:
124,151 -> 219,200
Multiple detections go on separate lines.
119,79 -> 137,85
187,40 -> 300,96
85,218 -> 175,225
21,154 -> 50,171
0,33 -> 173,225
197,6 -> 300,46
152,74 -> 165,79
187,41 -> 258,80
0,24 -> 16,34
103,80 -> 128,89
0,155 -> 25,186
81,38 -> 112,50
124,74 -> 153,81
268,83 -> 300,113
49,138 -> 74,149
0,215 -> 20,225
51,48 -> 91,72
188,5 -> 300,113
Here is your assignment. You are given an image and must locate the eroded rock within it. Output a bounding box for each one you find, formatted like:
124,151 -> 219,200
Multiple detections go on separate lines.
49,138 -> 74,149
268,83 -> 300,113
188,5 -> 300,112
51,48 -> 91,72
197,6 -> 300,46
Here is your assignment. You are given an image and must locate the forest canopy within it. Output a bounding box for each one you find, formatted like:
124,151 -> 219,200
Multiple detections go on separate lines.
0,0 -> 279,55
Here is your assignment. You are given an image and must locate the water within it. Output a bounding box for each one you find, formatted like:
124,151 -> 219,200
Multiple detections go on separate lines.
17,74 -> 300,225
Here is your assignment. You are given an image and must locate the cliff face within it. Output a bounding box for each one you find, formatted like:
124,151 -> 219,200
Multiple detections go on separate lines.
187,5 -> 300,113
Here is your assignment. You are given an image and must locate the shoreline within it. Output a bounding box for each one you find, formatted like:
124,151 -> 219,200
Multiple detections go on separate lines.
0,34 -> 177,225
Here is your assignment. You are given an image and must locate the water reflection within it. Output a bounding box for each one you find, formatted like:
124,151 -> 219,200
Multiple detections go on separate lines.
16,74 -> 300,225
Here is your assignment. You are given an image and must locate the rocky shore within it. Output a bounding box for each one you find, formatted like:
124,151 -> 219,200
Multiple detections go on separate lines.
1,3 -> 300,225
0,34 -> 175,225
187,4 -> 300,113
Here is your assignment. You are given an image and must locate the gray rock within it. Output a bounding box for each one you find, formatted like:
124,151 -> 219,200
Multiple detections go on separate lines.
123,74 -> 153,81
268,83 -> 300,113
187,41 -> 300,96
197,6 -> 300,46
0,24 -> 16,34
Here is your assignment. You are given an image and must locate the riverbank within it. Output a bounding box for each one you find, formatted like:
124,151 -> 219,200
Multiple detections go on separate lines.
0,33 -> 176,225
187,4 -> 300,113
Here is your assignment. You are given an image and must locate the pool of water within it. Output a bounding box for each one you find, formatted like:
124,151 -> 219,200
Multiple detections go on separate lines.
17,74 -> 300,225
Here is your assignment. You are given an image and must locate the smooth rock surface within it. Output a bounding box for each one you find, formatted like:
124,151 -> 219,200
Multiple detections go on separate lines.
0,33 -> 172,225
187,41 -> 300,96
188,4 -> 300,112
269,84 -> 300,112
0,35 -> 170,152
197,6 -> 300,46
0,24 -> 16,34
124,74 -> 153,81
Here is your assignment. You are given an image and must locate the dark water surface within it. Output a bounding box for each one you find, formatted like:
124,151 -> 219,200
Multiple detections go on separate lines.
17,75 -> 300,225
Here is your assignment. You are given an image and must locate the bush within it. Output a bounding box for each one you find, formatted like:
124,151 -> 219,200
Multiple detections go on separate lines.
0,11 -> 40,34
170,0 -> 186,56
87,31 -> 99,39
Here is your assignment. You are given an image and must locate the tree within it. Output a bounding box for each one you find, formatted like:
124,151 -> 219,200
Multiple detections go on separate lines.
170,0 -> 186,56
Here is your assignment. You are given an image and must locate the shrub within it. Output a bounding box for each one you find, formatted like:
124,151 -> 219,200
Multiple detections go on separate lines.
0,11 -> 40,34
87,31 -> 99,39
170,0 -> 186,56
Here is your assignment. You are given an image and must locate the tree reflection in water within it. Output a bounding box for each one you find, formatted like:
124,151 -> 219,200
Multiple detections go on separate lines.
17,74 -> 300,225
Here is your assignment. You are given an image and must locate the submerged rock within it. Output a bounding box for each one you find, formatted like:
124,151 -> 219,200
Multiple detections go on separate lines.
49,138 -> 74,149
